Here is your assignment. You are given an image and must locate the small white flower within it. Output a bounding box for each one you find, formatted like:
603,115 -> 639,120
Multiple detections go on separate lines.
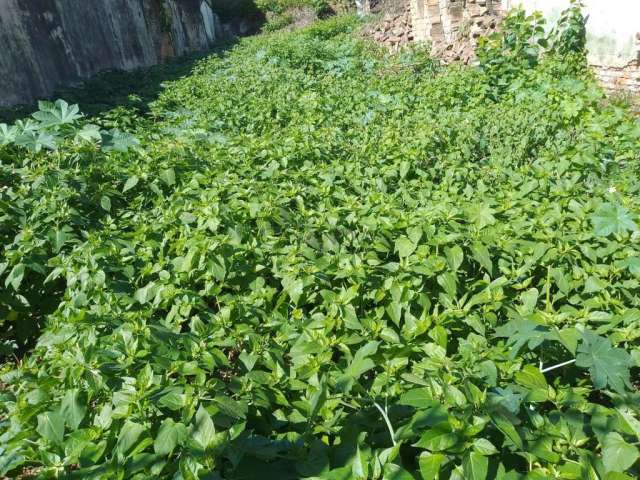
608,186 -> 617,193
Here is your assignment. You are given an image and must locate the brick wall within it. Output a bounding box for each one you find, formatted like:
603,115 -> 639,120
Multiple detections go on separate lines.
593,62 -> 640,96
592,34 -> 639,98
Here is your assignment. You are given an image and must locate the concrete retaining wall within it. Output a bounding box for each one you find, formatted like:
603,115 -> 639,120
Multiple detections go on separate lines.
0,0 -> 252,107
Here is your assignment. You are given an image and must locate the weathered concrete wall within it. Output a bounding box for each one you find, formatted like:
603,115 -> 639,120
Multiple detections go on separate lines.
0,0 -> 247,107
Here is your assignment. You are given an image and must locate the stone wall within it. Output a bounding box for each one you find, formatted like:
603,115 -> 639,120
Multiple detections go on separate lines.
593,34 -> 640,96
593,63 -> 640,97
0,0 -> 254,107
408,0 -> 639,97
409,0 -> 501,44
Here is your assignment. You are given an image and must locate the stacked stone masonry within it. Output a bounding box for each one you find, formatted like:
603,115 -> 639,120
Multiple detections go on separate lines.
593,63 -> 640,96
409,0 -> 501,44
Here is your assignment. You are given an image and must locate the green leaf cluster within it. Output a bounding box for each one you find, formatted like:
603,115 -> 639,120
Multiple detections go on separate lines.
1,9 -> 640,480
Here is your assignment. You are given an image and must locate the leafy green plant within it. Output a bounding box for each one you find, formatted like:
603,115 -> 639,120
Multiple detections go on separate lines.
1,8 -> 640,480
256,0 -> 333,32
0,100 -> 139,356
263,13 -> 294,32
549,0 -> 587,57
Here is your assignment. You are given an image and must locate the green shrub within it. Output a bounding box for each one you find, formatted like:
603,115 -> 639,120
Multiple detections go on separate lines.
263,13 -> 294,31
1,7 -> 640,480
256,0 -> 333,21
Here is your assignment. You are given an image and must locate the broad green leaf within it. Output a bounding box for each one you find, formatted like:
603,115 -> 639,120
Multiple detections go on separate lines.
398,388 -> 433,408
495,318 -> 548,357
74,123 -> 102,143
352,443 -> 369,479
467,203 -> 496,229
214,395 -> 248,419
473,438 -> 499,455
123,175 -> 139,192
491,413 -> 523,449
60,389 -> 86,430
414,427 -> 459,451
15,130 -> 57,152
386,301 -> 402,326
33,99 -> 81,127
192,405 -> 216,451
471,242 -> 493,276
0,123 -> 17,144
602,432 -> 639,473
626,257 -> 640,277
383,463 -> 415,480
239,351 -> 258,371
514,365 -> 548,402
158,389 -> 186,410
5,263 -> 25,291
116,421 -> 145,458
445,245 -> 464,272
437,272 -> 457,298
591,203 -> 638,236
134,282 -> 157,305
419,452 -> 445,480
180,212 -> 197,224
583,276 -> 606,294
102,129 -> 140,152
551,327 -> 579,355
617,407 -> 640,441
94,404 -> 113,430
36,411 -> 65,445
463,452 -> 488,480
154,419 -> 187,455
345,341 -> 379,379
282,277 -> 304,305
160,168 -> 176,186
575,330 -> 632,393
396,236 -> 417,258
100,195 -> 111,212
519,288 -> 538,315
50,226 -> 73,253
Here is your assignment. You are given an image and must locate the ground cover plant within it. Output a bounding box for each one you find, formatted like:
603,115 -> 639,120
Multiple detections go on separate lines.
1,5 -> 640,479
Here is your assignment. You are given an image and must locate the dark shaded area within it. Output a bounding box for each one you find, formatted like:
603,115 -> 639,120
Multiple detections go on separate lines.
1,0 -> 169,107
0,39 -> 238,124
0,39 -> 243,363
0,0 -> 264,109
210,0 -> 264,21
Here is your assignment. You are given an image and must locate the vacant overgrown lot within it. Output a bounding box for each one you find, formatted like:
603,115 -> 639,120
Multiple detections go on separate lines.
1,9 -> 640,480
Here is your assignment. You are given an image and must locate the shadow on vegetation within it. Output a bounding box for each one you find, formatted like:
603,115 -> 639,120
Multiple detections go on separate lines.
0,37 -> 248,361
0,39 -> 240,124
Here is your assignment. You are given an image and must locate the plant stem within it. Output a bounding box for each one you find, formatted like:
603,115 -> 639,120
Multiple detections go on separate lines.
540,358 -> 576,373
373,401 -> 397,446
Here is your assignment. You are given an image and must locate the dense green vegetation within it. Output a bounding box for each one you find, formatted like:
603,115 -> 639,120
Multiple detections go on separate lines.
1,7 -> 640,479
